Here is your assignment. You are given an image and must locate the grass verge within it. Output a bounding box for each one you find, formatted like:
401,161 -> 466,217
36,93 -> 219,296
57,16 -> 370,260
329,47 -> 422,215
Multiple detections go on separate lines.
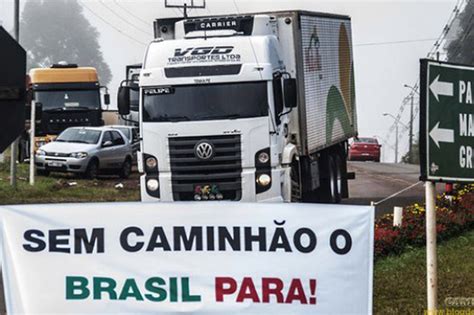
374,229 -> 474,314
0,162 -> 140,204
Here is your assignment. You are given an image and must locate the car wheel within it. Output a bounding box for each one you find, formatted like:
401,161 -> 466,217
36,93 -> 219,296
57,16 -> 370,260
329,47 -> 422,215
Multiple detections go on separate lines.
84,159 -> 99,179
119,158 -> 132,179
37,169 -> 50,177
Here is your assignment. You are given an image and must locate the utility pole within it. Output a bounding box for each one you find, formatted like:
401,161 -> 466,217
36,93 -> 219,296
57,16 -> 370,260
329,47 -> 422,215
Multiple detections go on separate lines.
395,123 -> 399,164
408,94 -> 414,163
10,0 -> 20,188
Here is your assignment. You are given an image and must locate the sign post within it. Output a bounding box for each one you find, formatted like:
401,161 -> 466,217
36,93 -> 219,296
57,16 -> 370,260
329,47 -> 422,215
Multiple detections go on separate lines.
420,59 -> 474,312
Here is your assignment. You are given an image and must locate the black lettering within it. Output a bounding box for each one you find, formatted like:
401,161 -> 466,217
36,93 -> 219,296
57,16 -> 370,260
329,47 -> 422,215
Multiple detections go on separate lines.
120,227 -> 144,252
211,46 -> 234,54
74,228 -> 104,254
218,227 -> 241,251
146,227 -> 171,251
173,227 -> 203,251
191,47 -> 213,55
330,229 -> 352,255
269,227 -> 292,252
293,228 -> 317,253
49,229 -> 70,253
174,48 -> 193,57
206,226 -> 215,251
23,229 -> 46,252
244,227 -> 266,251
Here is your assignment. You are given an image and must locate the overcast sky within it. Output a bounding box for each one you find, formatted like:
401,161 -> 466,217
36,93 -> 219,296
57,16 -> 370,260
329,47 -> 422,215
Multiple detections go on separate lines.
0,0 -> 459,161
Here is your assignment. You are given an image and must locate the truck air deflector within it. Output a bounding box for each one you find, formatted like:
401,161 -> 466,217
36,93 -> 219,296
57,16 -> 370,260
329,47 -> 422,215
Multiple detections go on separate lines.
164,65 -> 242,78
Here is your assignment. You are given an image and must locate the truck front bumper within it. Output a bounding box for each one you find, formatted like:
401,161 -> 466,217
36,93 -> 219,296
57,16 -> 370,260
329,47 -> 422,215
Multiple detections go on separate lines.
140,168 -> 285,203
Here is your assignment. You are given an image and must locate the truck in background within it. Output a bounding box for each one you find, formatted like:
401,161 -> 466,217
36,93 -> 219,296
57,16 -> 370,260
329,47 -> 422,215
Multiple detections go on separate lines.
118,11 -> 357,203
20,63 -> 109,159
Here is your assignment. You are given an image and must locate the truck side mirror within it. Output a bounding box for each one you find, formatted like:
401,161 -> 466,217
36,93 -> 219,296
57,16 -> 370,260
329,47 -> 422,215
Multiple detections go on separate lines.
104,93 -> 110,105
118,86 -> 130,116
284,78 -> 297,108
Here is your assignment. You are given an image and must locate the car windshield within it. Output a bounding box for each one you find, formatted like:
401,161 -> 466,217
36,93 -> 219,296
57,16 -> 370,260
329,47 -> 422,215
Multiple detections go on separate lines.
35,90 -> 100,111
143,81 -> 268,122
56,129 -> 101,144
112,127 -> 131,140
355,138 -> 378,144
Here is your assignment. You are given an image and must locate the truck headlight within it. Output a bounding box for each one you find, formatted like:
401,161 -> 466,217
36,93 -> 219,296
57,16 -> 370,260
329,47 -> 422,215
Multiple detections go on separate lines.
36,150 -> 46,156
70,152 -> 88,159
256,174 -> 271,187
258,152 -> 270,164
145,157 -> 158,170
146,179 -> 159,191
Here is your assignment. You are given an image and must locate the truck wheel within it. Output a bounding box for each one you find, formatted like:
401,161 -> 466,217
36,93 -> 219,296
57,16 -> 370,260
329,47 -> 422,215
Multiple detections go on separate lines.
119,158 -> 132,179
290,159 -> 301,202
334,155 -> 343,203
37,169 -> 50,177
84,159 -> 99,179
315,154 -> 340,204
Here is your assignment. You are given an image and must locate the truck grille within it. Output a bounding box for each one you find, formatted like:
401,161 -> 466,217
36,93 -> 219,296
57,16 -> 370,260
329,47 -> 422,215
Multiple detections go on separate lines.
169,135 -> 242,201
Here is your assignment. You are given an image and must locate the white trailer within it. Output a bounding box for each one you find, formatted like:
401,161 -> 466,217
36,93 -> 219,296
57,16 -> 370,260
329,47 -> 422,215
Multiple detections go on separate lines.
118,11 -> 357,203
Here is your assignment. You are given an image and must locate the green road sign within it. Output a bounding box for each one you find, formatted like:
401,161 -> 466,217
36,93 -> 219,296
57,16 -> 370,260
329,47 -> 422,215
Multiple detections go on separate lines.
420,59 -> 474,183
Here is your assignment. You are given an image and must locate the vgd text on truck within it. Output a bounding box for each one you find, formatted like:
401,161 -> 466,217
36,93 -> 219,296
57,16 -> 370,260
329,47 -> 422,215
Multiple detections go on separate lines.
118,11 -> 358,203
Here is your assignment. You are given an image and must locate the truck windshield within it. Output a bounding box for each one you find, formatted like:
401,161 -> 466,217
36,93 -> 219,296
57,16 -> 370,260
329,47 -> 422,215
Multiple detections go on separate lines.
143,81 -> 268,122
35,90 -> 101,111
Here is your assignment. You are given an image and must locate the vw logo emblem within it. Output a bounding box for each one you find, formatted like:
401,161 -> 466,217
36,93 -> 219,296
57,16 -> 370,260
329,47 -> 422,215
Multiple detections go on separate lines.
194,141 -> 214,160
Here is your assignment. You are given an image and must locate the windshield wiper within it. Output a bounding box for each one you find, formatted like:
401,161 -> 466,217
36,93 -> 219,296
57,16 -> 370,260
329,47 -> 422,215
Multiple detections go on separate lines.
197,114 -> 241,120
55,139 -> 68,142
44,106 -> 95,112
155,115 -> 191,122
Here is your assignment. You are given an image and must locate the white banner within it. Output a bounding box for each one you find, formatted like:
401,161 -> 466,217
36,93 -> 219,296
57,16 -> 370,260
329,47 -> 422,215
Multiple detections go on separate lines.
0,202 -> 374,314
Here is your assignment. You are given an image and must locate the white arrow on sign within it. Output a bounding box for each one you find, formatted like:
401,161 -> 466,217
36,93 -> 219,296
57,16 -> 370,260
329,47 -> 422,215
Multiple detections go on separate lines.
429,122 -> 454,148
429,75 -> 454,102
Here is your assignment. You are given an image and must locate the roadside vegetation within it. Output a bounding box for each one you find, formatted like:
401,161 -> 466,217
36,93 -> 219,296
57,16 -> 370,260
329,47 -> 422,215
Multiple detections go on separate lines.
374,229 -> 474,314
0,162 -> 139,205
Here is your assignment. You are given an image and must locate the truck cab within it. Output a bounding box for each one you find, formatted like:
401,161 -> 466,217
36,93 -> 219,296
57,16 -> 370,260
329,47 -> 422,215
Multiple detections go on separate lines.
119,12 -> 357,203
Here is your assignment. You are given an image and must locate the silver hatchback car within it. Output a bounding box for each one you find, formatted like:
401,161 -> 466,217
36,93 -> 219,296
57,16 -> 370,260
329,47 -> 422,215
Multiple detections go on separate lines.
35,127 -> 134,179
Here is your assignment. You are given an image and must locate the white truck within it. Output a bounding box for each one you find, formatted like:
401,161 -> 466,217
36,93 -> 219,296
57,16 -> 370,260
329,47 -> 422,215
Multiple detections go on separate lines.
118,11 -> 357,203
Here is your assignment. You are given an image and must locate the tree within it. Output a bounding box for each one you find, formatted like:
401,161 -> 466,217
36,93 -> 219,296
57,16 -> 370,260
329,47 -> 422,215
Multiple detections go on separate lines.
447,1 -> 474,65
20,0 -> 112,85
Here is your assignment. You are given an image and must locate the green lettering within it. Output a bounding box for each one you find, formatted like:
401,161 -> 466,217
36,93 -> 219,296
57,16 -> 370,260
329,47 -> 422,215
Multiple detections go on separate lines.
93,277 -> 117,300
144,277 -> 167,302
119,278 -> 144,301
181,277 -> 201,302
66,276 -> 90,300
170,277 -> 178,302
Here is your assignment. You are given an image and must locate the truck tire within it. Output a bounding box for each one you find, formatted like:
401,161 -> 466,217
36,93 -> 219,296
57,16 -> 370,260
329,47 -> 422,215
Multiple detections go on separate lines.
290,159 -> 301,202
334,155 -> 343,203
314,154 -> 340,203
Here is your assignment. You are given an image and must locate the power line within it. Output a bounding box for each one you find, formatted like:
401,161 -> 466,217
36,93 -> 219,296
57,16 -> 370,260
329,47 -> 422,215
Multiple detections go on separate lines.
99,0 -> 153,36
355,38 -> 438,47
113,0 -> 151,28
79,0 -> 147,47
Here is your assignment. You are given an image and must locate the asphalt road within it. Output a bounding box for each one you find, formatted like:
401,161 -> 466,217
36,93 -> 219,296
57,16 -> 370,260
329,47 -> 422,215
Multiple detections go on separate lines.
343,161 -> 443,217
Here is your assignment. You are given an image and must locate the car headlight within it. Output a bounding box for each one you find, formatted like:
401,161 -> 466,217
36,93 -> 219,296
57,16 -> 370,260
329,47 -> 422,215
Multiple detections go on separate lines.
70,152 -> 88,159
146,179 -> 159,191
258,152 -> 270,164
256,174 -> 271,187
36,150 -> 46,156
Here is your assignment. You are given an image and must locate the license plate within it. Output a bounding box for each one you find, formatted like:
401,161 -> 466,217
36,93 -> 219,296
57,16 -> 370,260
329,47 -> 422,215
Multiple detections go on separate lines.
362,153 -> 370,156
48,161 -> 64,167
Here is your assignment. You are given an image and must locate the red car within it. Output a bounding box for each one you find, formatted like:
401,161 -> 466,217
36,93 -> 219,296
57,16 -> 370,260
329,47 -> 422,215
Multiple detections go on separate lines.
348,137 -> 381,162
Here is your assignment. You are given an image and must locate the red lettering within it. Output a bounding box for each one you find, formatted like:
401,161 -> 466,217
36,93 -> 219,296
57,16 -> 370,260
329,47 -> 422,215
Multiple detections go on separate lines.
262,278 -> 284,303
285,279 -> 308,304
236,277 -> 260,302
215,277 -> 237,302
